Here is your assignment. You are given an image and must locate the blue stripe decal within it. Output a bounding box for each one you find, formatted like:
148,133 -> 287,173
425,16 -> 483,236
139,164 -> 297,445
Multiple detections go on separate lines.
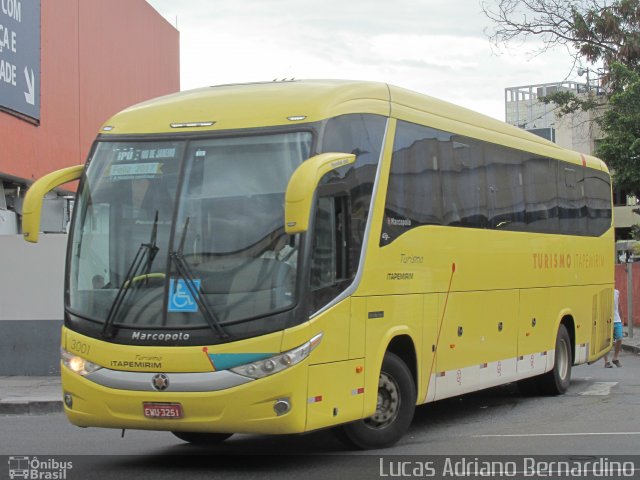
208,353 -> 274,370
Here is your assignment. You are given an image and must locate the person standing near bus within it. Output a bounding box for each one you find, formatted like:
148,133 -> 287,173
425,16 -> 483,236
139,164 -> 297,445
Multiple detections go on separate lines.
604,289 -> 623,368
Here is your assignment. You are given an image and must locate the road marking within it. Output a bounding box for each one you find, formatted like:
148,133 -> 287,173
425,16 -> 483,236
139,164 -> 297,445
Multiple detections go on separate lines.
578,381 -> 618,396
477,432 -> 640,438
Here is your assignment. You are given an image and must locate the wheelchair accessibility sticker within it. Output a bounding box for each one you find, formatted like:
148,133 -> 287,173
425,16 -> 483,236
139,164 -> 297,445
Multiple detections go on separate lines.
168,278 -> 201,312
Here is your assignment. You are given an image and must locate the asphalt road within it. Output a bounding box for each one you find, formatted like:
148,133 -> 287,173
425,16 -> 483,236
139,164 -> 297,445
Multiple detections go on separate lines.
2,351 -> 640,479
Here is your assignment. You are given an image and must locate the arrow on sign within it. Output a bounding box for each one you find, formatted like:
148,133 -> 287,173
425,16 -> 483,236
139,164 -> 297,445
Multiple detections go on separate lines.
24,67 -> 35,105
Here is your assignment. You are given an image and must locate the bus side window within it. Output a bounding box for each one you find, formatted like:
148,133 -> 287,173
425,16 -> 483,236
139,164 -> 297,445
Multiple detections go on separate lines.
523,157 -> 559,233
584,169 -> 612,236
311,197 -> 336,290
310,195 -> 350,290
309,192 -> 352,312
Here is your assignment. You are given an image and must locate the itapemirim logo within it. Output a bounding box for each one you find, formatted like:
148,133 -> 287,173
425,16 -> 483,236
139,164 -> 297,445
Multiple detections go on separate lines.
8,456 -> 73,479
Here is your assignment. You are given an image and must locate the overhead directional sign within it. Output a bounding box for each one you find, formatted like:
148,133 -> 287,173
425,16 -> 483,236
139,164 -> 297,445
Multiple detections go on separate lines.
0,0 -> 40,121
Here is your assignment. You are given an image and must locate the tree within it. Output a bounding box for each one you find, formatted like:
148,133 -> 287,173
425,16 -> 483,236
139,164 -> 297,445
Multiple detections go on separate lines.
482,0 -> 640,73
596,63 -> 640,190
483,0 -> 640,191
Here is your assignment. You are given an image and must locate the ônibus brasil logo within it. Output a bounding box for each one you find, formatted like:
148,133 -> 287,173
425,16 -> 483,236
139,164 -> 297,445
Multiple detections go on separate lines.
8,456 -> 73,479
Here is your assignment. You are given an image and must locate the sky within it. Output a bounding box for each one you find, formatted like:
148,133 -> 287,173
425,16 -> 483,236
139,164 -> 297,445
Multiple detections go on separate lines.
145,0 -> 583,121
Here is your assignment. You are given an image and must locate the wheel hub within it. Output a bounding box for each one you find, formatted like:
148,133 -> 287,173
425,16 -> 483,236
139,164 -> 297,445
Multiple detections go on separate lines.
557,338 -> 568,379
366,372 -> 400,428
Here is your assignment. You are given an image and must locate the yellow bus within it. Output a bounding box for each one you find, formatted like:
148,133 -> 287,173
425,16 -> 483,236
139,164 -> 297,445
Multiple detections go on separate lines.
23,80 -> 614,449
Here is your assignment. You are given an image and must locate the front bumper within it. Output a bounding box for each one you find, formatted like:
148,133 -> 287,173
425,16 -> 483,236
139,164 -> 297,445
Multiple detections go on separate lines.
61,359 -> 309,435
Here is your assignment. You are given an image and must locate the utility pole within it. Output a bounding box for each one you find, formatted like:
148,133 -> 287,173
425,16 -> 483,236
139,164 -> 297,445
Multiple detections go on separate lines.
627,261 -> 634,338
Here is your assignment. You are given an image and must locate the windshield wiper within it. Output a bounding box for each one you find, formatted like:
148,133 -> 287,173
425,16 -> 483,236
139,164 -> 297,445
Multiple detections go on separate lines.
102,211 -> 160,338
169,218 -> 230,339
144,210 -> 160,274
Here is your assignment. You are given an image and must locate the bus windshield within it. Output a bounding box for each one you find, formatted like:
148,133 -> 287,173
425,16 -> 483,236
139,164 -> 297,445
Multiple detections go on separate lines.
68,132 -> 312,338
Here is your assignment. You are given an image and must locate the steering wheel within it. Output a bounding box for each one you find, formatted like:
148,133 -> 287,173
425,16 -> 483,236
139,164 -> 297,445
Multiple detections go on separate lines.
123,272 -> 166,288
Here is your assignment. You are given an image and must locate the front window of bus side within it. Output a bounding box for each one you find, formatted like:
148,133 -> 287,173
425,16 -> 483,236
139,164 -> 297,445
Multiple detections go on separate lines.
67,132 -> 313,343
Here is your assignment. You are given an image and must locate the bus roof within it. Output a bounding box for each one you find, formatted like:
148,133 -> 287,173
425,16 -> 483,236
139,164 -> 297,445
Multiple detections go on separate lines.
99,79 -> 607,172
100,79 -> 390,134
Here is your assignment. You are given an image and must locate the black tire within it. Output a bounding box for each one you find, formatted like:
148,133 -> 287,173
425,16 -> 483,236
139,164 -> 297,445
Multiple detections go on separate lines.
171,431 -> 233,445
538,324 -> 572,395
335,352 -> 416,450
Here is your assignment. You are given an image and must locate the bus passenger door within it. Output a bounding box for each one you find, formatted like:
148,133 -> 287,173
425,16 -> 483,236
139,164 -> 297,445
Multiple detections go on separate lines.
591,288 -> 613,360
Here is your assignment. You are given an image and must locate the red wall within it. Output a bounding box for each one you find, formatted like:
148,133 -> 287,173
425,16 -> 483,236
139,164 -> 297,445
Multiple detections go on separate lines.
0,0 -> 179,182
614,263 -> 640,326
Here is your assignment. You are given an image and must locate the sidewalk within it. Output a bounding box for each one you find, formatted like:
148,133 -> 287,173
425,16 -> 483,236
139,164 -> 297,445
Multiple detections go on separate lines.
621,326 -> 640,354
1,332 -> 639,416
0,376 -> 62,415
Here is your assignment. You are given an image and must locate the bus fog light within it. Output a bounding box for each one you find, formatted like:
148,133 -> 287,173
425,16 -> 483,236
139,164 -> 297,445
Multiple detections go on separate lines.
273,398 -> 291,416
64,393 -> 73,409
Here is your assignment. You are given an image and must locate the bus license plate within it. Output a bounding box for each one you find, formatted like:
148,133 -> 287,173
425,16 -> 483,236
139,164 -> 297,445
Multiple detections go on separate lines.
143,402 -> 183,419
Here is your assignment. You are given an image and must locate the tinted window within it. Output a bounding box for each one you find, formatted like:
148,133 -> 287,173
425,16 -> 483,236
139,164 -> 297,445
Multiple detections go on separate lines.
558,165 -> 587,235
584,168 -> 612,236
523,157 -> 559,234
485,143 -> 525,230
383,123 -> 444,244
382,120 -> 611,244
442,137 -> 487,228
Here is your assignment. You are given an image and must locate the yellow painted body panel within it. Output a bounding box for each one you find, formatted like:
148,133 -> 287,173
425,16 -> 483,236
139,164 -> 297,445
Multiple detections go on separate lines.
435,291 -> 518,373
281,300 -> 351,363
306,359 -> 365,430
359,225 -> 613,296
52,80 -> 613,436
349,297 -> 367,359
363,295 -> 424,416
519,289 -> 555,358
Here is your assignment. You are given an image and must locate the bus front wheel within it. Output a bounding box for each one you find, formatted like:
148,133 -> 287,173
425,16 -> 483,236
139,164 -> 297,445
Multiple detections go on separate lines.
171,431 -> 233,445
336,352 -> 416,450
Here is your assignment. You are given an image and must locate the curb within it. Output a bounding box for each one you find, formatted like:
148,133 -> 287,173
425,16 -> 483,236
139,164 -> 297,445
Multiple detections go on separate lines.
621,342 -> 640,354
0,400 -> 63,415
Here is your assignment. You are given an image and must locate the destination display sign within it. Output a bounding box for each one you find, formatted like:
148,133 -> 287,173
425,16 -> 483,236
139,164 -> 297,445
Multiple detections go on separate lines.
0,0 -> 40,121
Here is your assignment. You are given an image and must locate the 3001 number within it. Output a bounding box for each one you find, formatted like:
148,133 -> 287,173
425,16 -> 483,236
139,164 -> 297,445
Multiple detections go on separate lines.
70,339 -> 91,355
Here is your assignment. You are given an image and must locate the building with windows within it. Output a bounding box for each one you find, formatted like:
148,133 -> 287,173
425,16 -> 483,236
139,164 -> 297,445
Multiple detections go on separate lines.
0,0 -> 179,234
505,80 -> 636,239
0,0 -> 179,375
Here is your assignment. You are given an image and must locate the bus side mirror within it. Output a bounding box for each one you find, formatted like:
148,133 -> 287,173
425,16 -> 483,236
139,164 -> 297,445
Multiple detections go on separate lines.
22,165 -> 84,243
284,152 -> 355,234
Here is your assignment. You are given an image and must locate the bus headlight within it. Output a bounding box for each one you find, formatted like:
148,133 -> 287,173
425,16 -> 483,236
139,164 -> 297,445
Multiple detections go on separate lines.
231,333 -> 322,379
61,348 -> 103,376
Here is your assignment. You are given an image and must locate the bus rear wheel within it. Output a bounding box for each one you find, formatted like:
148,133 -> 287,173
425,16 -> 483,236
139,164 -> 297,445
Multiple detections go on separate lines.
171,431 -> 233,445
520,324 -> 572,396
336,352 -> 416,450
538,324 -> 572,395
